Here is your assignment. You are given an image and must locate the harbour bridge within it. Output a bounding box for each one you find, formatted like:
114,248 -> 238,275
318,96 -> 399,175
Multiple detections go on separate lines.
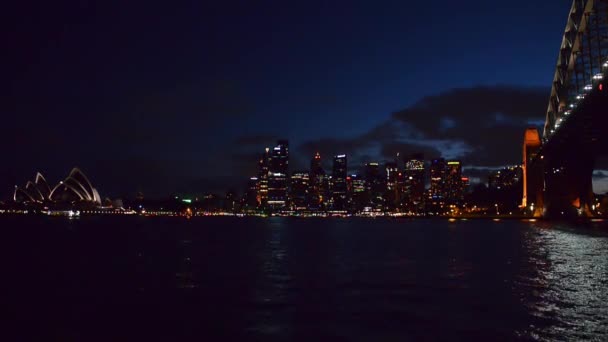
523,0 -> 608,218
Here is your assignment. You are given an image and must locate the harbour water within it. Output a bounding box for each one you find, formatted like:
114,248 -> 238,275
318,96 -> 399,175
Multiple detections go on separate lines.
3,216 -> 608,341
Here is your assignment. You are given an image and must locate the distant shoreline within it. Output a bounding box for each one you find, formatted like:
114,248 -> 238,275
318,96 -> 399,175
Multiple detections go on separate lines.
0,209 -> 605,222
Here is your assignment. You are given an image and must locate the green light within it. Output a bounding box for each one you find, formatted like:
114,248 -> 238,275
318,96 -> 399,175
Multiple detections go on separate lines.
182,199 -> 192,203
448,161 -> 460,165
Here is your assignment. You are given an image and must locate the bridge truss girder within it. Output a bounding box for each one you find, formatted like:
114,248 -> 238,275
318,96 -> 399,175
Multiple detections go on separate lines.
544,0 -> 608,138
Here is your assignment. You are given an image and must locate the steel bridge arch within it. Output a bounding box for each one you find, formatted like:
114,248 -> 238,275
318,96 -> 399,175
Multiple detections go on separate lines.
544,0 -> 608,137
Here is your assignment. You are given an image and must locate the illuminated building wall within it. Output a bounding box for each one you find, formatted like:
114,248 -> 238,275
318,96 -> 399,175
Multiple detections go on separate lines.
384,162 -> 399,210
445,160 -> 463,204
349,174 -> 368,211
364,162 -> 384,210
257,148 -> 271,207
309,152 -> 326,210
429,158 -> 447,203
290,172 -> 309,211
404,154 -> 425,210
268,140 -> 289,209
332,154 -> 348,210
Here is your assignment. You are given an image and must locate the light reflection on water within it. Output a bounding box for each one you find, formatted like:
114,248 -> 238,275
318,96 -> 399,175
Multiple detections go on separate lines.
520,222 -> 608,340
3,216 -> 608,340
249,219 -> 608,340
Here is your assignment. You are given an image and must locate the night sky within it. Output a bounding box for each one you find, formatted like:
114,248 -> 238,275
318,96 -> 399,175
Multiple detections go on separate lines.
6,0 -> 604,199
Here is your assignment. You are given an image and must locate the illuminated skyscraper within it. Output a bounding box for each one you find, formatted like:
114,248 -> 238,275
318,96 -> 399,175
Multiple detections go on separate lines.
404,154 -> 425,210
268,140 -> 289,209
257,148 -> 271,208
290,172 -> 309,211
445,160 -> 463,204
364,162 -> 384,210
349,174 -> 367,211
310,152 -> 323,178
331,154 -> 348,210
429,158 -> 447,203
309,152 -> 326,210
384,162 -> 399,210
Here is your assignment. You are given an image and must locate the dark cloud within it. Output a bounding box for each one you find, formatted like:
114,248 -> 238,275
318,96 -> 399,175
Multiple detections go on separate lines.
393,86 -> 547,130
287,85 -> 549,179
391,85 -> 548,166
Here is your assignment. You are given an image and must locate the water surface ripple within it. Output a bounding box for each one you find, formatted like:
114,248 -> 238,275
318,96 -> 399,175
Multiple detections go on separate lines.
2,216 -> 608,341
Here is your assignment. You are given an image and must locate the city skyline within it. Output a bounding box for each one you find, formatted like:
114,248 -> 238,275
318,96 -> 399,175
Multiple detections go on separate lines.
230,138 -> 527,215
6,1 -> 608,199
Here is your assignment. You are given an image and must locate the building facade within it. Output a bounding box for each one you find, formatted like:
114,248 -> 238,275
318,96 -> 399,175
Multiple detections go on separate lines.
364,162 -> 384,210
268,140 -> 289,209
309,152 -> 326,210
404,154 -> 425,211
445,161 -> 463,204
290,171 -> 309,211
257,148 -> 271,208
331,154 -> 348,211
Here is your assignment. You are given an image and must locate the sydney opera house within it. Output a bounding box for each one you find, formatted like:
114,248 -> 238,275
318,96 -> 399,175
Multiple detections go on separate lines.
13,168 -> 102,208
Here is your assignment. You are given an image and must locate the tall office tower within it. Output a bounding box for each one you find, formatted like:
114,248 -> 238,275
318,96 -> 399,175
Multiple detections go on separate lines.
404,154 -> 425,211
364,162 -> 384,210
326,175 -> 334,207
257,147 -> 271,208
309,152 -> 326,210
331,154 -> 348,211
429,158 -> 447,203
445,161 -> 463,204
349,174 -> 368,212
310,152 -> 323,177
290,171 -> 309,211
268,140 -> 289,209
384,162 -> 399,211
